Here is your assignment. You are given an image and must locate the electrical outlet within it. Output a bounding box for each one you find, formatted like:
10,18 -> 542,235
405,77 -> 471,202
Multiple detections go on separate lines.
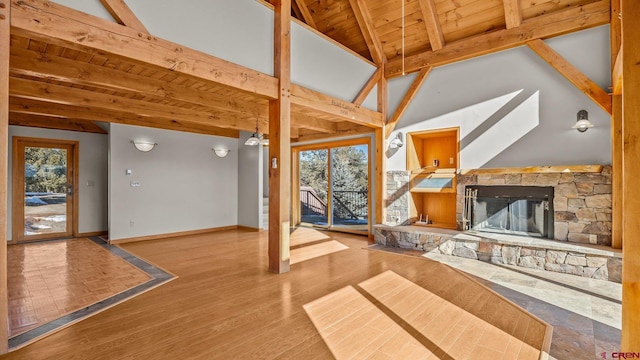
130,180 -> 141,187
449,157 -> 454,165
129,220 -> 134,227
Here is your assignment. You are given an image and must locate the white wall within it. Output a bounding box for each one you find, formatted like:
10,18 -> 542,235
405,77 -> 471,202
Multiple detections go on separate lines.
6,126 -> 108,240
237,131 -> 263,229
109,124 -> 238,240
386,26 -> 612,170
290,21 -> 377,103
126,0 -> 274,76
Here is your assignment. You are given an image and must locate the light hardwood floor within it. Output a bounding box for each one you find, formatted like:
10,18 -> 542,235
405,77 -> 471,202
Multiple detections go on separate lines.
0,228 -> 549,359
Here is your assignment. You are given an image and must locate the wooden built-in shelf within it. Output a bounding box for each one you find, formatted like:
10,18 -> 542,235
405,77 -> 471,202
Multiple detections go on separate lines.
407,128 -> 460,230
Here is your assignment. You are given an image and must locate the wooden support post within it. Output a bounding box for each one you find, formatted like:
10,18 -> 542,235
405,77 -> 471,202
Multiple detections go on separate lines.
374,127 -> 385,240
268,0 -> 291,274
612,95 -> 623,249
0,0 -> 9,353
621,0 -> 640,350
611,0 -> 623,250
373,65 -> 388,242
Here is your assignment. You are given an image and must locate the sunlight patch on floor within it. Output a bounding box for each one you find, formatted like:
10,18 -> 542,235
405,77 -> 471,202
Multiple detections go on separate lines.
290,240 -> 348,265
304,270 -> 549,359
303,286 -> 433,359
290,227 -> 332,247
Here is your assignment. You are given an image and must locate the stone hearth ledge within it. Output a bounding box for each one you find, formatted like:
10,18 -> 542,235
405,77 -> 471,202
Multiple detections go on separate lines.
373,224 -> 622,283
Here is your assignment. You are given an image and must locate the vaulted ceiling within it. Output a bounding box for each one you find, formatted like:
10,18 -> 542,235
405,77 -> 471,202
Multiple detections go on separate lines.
281,0 -> 610,76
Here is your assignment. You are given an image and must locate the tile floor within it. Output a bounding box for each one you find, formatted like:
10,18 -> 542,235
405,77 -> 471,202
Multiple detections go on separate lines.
382,248 -> 622,360
7,237 -> 176,350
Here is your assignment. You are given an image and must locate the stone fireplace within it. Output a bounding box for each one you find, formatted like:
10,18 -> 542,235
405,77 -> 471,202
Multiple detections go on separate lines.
466,185 -> 554,238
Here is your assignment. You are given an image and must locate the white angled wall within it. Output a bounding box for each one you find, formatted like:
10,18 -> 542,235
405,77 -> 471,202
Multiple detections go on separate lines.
109,124 -> 238,240
386,26 -> 612,171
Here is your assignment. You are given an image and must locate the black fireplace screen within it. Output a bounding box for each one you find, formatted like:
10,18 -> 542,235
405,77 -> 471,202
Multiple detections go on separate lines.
465,185 -> 554,238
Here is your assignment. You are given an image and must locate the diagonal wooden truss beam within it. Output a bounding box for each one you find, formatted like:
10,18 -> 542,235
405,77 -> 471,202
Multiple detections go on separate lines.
348,0 -> 385,65
353,67 -> 382,105
386,0 -> 610,78
9,112 -> 108,134
385,67 -> 432,138
417,0 -> 445,51
526,39 -> 612,114
293,0 -> 316,29
98,0 -> 147,32
502,0 -> 522,29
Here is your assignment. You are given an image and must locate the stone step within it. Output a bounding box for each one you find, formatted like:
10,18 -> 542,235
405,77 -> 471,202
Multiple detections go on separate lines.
373,224 -> 622,283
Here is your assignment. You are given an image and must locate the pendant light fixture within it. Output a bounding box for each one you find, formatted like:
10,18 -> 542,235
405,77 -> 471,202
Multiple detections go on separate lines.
245,118 -> 262,146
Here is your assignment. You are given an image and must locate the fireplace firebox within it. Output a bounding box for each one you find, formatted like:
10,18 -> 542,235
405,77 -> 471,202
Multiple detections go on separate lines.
465,185 -> 554,238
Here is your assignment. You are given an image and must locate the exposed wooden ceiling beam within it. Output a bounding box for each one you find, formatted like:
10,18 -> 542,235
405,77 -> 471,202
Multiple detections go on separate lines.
386,0 -> 610,78
10,0 -> 279,99
10,97 -> 240,137
292,114 -> 337,133
9,112 -> 108,134
353,67 -> 382,105
10,76 -> 263,132
293,0 -> 316,29
385,67 -> 432,138
98,0 -> 148,33
502,0 -> 522,29
9,48 -> 269,120
293,122 -> 372,142
526,39 -> 612,114
348,0 -> 385,65
290,84 -> 384,128
417,0 -> 445,51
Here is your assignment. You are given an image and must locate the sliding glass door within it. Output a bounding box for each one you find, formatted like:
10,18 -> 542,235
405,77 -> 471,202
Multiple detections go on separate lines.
295,139 -> 370,234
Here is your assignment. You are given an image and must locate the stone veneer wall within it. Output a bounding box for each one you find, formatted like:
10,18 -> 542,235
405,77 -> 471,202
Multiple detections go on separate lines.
456,166 -> 612,246
385,167 -> 612,245
385,171 -> 411,225
373,225 -> 622,283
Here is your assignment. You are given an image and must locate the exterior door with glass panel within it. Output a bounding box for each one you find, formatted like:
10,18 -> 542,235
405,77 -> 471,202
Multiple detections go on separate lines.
12,137 -> 77,242
296,139 -> 370,234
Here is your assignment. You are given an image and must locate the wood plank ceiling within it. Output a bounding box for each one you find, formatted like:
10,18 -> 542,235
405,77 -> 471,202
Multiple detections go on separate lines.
286,0 -> 609,74
7,0 -> 610,140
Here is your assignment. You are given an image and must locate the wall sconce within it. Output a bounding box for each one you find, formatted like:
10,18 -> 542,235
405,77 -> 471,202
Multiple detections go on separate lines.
388,132 -> 404,149
572,110 -> 594,132
131,140 -> 157,152
212,148 -> 231,158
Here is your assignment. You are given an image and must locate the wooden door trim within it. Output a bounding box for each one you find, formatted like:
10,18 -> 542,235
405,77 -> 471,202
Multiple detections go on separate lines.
293,137 -> 372,235
11,136 -> 79,242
